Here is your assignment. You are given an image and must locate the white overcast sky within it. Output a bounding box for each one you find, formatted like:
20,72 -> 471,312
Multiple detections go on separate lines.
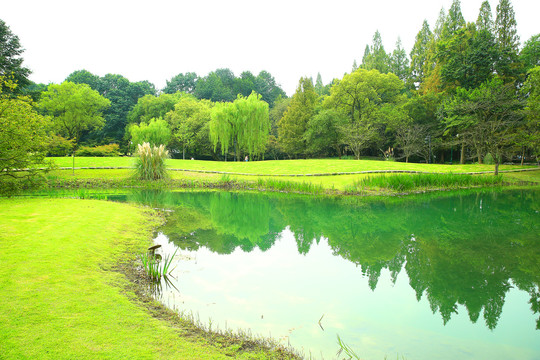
2,0 -> 539,96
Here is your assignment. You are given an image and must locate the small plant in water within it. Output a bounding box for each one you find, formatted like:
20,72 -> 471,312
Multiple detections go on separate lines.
134,142 -> 169,180
139,248 -> 178,282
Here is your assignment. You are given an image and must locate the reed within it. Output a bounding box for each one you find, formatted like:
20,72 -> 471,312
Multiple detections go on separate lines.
139,248 -> 177,282
346,173 -> 504,192
134,142 -> 169,180
257,178 -> 325,194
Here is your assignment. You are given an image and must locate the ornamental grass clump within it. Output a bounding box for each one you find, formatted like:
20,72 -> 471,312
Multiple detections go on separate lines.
134,142 -> 169,180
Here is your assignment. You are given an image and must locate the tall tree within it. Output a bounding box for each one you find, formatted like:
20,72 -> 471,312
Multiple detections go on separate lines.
520,34 -> 540,72
390,37 -> 410,82
128,118 -> 171,149
495,0 -> 521,83
445,77 -> 525,173
324,69 -> 406,159
163,72 -> 198,94
362,31 -> 390,73
210,92 -> 269,161
195,72 -> 234,102
39,82 -> 110,149
442,0 -> 466,39
0,19 -> 31,93
410,20 -> 432,87
476,1 -> 494,33
165,95 -> 212,159
66,70 -> 156,147
0,77 -> 50,191
278,77 -> 318,158
521,66 -> 540,162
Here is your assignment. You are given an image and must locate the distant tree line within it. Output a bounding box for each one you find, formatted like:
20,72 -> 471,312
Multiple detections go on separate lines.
1,0 -> 539,178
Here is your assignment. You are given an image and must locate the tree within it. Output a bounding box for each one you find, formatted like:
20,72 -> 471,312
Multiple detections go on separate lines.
128,92 -> 184,125
66,70 -> 156,147
410,20 -> 432,87
0,20 -> 31,94
39,82 -> 110,149
210,92 -> 270,161
445,78 -> 525,174
324,69 -> 406,159
165,95 -> 212,159
163,72 -> 198,94
520,34 -> 540,72
128,118 -> 171,149
442,0 -> 466,39
0,77 -> 50,191
362,31 -> 390,73
521,66 -> 540,162
253,70 -> 286,106
495,0 -> 522,83
476,1 -> 494,33
304,109 -> 346,157
195,72 -> 234,102
277,77 -> 318,158
390,37 -> 410,83
396,124 -> 430,163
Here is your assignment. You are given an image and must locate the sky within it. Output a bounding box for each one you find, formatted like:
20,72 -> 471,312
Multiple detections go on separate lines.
2,0 -> 539,96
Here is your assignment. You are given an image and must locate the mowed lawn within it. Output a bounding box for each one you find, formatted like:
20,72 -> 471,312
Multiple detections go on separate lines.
0,198 -> 279,359
46,157 -> 540,191
49,156 -> 533,175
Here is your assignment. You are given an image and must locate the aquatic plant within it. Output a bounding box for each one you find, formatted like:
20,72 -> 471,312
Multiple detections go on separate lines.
346,173 -> 504,192
256,178 -> 325,194
139,248 -> 177,282
134,142 -> 169,180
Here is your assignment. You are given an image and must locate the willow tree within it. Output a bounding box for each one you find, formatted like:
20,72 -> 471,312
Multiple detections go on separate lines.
209,92 -> 269,161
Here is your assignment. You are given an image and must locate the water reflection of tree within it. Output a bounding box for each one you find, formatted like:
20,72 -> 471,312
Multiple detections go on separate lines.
131,189 -> 540,330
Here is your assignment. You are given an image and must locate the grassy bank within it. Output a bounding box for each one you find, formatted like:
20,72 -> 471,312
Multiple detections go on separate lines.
0,198 -> 296,359
39,157 -> 540,195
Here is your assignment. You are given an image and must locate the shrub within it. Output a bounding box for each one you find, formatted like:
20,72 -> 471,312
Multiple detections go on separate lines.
47,135 -> 74,156
484,153 -> 495,165
134,142 -> 169,180
75,144 -> 120,157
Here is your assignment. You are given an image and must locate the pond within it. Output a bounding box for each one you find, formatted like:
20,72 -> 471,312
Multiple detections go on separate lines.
111,189 -> 539,359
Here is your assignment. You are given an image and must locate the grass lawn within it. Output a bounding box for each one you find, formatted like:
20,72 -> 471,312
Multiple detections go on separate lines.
0,198 -> 290,359
45,157 -> 540,192
49,156 -> 535,175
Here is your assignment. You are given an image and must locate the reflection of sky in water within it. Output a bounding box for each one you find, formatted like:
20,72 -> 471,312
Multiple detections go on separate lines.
153,228 -> 539,360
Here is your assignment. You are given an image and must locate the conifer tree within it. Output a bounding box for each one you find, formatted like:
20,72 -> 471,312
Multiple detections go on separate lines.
476,1 -> 494,33
390,37 -> 410,83
410,20 -> 432,86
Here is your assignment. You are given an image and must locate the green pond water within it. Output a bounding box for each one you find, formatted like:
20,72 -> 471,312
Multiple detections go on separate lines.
110,189 -> 539,359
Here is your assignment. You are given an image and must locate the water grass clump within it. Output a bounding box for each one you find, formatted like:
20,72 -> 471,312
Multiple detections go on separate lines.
134,142 -> 169,180
347,173 -> 504,192
257,178 -> 325,194
139,248 -> 177,282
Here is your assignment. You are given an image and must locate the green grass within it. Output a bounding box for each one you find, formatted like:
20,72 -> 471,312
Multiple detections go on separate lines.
44,157 -> 540,194
346,173 -> 505,193
0,198 -> 295,359
49,156 -> 536,174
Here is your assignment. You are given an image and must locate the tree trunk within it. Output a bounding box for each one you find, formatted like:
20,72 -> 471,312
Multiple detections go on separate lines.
521,147 -> 525,166
182,146 -> 185,160
406,156 -> 409,163
494,162 -> 499,176
477,149 -> 483,164
460,143 -> 465,164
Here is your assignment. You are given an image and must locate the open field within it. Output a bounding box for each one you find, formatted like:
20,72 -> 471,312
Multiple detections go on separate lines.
45,157 -> 540,193
0,198 -> 295,359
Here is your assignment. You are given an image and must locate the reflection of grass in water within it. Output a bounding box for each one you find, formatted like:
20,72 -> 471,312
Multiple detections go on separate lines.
336,335 -> 406,360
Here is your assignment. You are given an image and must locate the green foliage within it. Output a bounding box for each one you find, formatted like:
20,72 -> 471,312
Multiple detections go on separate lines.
127,92 -> 184,125
484,152 -> 495,164
163,72 -> 198,94
210,92 -> 270,160
0,19 -> 31,93
520,34 -> 540,72
39,81 -> 111,146
139,248 -> 177,282
47,135 -> 74,157
522,66 -> 540,159
134,142 -> 169,180
278,77 -> 318,157
165,95 -> 212,159
347,173 -> 504,192
361,30 -> 390,73
0,77 -> 51,193
305,109 -> 346,157
129,118 -> 171,149
75,144 -> 120,157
